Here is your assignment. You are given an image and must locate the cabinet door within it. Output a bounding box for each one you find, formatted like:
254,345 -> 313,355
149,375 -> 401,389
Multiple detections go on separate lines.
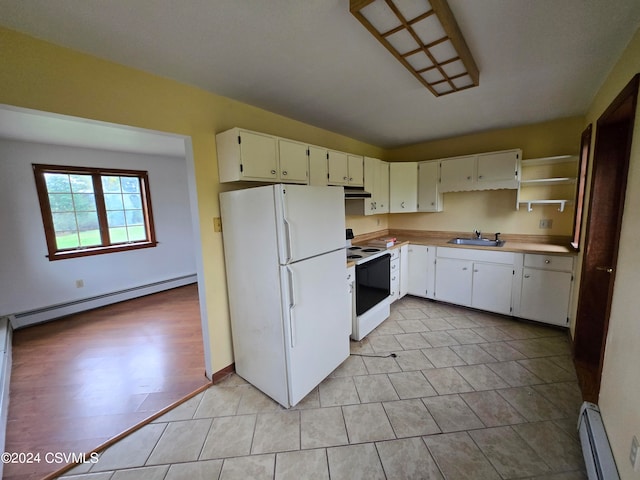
239,130 -> 278,180
399,244 -> 409,298
439,155 -> 476,192
376,161 -> 390,214
471,263 -> 513,315
418,161 -> 443,212
347,155 -> 364,186
277,139 -> 308,184
435,257 -> 473,306
407,245 -> 432,298
308,146 -> 328,186
389,162 -> 418,212
328,150 -> 349,185
477,150 -> 519,188
520,268 -> 572,326
363,157 -> 378,215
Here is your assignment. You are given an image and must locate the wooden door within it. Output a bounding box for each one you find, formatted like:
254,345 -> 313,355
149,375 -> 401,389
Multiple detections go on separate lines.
573,75 -> 639,402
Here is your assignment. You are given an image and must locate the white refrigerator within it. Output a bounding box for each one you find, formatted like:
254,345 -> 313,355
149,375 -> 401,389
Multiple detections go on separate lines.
220,184 -> 350,407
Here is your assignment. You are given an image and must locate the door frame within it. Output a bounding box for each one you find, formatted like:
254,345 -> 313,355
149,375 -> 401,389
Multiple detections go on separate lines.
573,74 -> 639,402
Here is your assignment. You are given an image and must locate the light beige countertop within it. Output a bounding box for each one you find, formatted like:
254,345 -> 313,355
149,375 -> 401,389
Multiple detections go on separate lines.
351,229 -> 577,256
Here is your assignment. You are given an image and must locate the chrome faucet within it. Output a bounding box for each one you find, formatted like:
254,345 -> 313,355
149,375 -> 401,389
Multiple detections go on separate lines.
474,229 -> 481,239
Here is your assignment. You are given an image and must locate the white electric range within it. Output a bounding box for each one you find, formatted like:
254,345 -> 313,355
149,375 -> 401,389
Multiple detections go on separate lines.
347,244 -> 392,340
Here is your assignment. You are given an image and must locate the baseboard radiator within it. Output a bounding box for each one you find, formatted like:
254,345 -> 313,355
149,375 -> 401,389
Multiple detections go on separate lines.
578,401 -> 620,480
11,274 -> 197,329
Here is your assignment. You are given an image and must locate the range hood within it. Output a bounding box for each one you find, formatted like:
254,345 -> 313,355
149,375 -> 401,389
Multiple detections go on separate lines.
344,187 -> 372,199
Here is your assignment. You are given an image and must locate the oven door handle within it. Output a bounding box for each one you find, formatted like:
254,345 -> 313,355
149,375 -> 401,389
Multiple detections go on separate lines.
286,266 -> 296,347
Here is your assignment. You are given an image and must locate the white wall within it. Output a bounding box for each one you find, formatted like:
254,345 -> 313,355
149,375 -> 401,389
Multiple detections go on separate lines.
0,139 -> 196,325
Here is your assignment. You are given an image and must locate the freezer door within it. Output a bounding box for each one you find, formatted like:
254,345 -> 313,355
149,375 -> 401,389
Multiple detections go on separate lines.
281,249 -> 350,406
275,184 -> 346,263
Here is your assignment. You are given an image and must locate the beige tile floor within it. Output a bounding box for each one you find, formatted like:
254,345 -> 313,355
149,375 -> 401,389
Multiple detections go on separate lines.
61,296 -> 587,480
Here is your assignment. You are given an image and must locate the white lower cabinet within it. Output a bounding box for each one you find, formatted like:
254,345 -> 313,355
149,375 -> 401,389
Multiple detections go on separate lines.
407,244 -> 436,299
434,247 -> 516,315
389,245 -> 408,302
517,254 -> 574,326
434,257 -> 473,306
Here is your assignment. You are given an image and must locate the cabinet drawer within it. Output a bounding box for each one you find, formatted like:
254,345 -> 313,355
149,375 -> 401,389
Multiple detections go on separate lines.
389,248 -> 401,261
524,254 -> 573,271
390,258 -> 400,272
437,246 -> 514,265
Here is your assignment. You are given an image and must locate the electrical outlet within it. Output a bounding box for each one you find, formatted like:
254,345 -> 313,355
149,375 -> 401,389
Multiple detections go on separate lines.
539,219 -> 553,229
631,435 -> 640,471
75,279 -> 84,288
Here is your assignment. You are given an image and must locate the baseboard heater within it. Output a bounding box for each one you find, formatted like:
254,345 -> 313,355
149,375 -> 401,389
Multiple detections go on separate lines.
578,401 -> 620,480
0,317 -> 13,480
11,274 -> 197,329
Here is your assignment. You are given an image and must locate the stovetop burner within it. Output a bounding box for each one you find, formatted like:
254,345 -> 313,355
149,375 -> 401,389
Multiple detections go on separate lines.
347,254 -> 363,259
349,246 -> 362,251
362,248 -> 382,252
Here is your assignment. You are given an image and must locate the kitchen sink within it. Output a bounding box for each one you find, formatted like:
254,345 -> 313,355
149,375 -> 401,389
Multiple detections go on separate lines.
448,237 -> 505,247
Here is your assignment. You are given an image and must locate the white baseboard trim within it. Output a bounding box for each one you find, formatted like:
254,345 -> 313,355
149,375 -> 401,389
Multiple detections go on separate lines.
11,274 -> 197,329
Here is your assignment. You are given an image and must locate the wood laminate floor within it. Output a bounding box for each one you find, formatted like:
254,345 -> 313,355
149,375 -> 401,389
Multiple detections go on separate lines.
4,284 -> 209,480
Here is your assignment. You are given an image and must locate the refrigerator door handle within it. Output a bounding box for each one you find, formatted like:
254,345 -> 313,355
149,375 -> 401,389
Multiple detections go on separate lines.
287,266 -> 296,347
283,218 -> 293,263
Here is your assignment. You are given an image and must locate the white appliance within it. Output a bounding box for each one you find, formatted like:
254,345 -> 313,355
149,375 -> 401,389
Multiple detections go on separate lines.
347,245 -> 391,341
220,184 -> 350,408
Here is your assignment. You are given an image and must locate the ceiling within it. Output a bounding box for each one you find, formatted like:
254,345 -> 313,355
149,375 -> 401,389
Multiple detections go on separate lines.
1,0 -> 640,149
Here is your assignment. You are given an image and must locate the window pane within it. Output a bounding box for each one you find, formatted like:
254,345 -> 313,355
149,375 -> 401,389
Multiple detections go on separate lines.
127,225 -> 147,241
44,173 -> 71,193
55,231 -> 80,249
104,193 -> 124,210
49,193 -> 74,212
123,193 -> 142,210
73,193 -> 97,212
69,174 -> 94,193
52,212 -> 77,233
109,227 -> 128,243
107,210 -> 125,227
126,209 -> 144,226
101,176 -> 122,193
76,210 -> 100,232
121,177 -> 140,193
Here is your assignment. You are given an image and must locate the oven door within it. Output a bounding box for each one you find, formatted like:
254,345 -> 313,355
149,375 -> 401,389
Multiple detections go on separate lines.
355,253 -> 391,316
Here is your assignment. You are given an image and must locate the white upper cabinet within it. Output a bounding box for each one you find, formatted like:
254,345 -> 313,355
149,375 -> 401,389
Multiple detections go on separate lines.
348,154 -> 364,186
217,128 -> 279,182
328,151 -> 364,186
417,160 -> 443,212
308,145 -> 328,186
389,162 -> 418,213
363,157 -> 390,215
477,150 -> 520,189
277,139 -> 309,184
439,149 -> 521,192
439,155 -> 476,192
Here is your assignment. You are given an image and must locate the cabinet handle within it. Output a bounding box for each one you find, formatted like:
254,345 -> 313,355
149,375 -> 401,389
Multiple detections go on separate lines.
282,171 -> 288,176
343,176 -> 348,181
401,201 -> 405,208
478,175 -> 483,179
467,176 -> 472,180
462,267 -> 468,271
349,177 -> 353,181
524,274 -> 531,278
271,169 -> 277,175
474,269 -> 478,273
544,259 -> 551,264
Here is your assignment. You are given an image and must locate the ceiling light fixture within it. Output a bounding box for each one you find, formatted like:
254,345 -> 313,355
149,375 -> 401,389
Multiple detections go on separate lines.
350,0 -> 479,96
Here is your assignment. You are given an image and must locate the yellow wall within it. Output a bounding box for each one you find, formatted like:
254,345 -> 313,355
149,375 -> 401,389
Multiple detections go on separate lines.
582,28 -> 640,480
0,27 -> 384,374
382,117 -> 584,236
